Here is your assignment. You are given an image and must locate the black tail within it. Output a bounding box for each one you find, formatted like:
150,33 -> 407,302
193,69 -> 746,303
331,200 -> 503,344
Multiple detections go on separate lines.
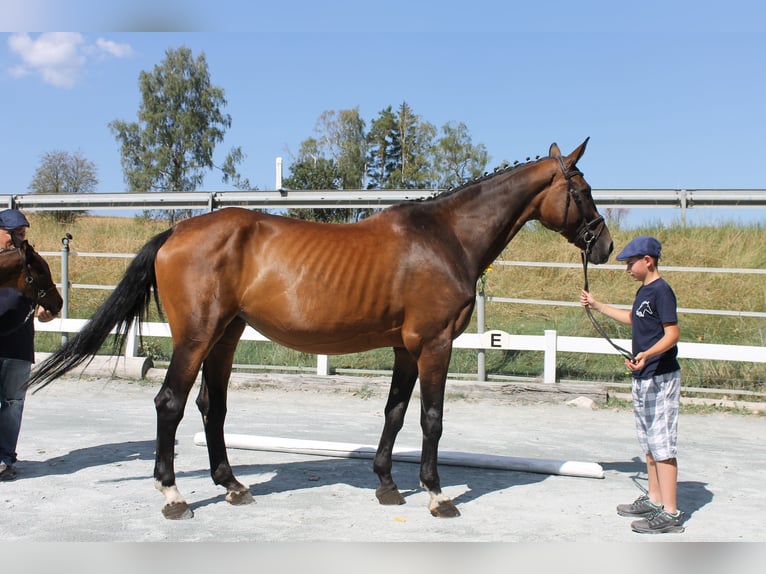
27,228 -> 174,391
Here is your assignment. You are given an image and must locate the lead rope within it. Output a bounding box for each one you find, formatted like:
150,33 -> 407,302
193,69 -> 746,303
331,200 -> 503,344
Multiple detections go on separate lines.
581,247 -> 634,361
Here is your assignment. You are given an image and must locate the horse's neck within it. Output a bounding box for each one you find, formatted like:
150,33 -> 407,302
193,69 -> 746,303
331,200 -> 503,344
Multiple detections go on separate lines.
445,161 -> 554,275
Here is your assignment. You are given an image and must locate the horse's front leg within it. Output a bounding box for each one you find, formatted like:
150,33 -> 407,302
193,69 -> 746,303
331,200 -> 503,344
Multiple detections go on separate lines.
154,351 -> 200,520
374,347 -> 419,506
197,318 -> 253,506
417,341 -> 460,518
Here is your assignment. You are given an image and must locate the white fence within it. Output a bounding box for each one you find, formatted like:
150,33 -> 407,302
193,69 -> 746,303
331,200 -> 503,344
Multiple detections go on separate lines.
34,309 -> 765,385
10,188 -> 766,384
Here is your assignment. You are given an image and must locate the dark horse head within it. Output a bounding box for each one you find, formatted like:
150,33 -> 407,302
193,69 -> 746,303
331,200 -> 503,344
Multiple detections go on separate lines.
539,138 -> 613,264
0,241 -> 63,315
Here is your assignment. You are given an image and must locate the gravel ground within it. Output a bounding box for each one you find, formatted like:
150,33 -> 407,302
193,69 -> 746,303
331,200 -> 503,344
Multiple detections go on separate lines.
0,373 -> 763,571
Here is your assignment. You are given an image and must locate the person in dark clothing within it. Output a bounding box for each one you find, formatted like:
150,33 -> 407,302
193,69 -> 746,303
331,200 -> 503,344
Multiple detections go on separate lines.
0,209 -> 56,481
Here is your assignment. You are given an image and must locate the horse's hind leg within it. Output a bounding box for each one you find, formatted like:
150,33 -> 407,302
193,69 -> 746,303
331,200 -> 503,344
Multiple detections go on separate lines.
374,347 -> 419,506
196,317 -> 253,506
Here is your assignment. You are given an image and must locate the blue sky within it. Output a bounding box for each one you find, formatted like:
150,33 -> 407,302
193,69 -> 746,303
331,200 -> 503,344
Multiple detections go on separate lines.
2,0 -> 765,226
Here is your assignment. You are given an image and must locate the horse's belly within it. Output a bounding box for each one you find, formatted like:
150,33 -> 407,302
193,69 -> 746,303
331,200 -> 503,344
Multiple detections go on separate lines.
247,318 -> 402,355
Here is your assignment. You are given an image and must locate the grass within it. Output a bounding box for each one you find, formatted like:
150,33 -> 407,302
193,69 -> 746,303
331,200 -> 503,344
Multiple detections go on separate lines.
25,213 -> 765,396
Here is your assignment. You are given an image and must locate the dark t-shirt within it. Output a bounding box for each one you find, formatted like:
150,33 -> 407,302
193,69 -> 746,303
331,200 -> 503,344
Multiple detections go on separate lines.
630,277 -> 680,378
0,287 -> 35,362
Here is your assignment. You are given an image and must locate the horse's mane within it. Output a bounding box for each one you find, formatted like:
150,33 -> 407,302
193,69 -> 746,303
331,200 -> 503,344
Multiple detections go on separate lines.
409,154 -> 549,204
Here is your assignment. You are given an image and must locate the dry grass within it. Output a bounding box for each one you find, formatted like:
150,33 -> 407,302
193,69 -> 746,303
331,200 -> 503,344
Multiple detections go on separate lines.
25,213 -> 765,391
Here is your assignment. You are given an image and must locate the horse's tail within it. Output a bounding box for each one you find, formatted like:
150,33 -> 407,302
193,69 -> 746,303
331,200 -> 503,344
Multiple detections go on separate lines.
27,228 -> 174,391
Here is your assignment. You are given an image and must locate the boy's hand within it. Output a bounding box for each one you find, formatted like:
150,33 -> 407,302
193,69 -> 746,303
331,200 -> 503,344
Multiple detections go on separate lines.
625,353 -> 646,371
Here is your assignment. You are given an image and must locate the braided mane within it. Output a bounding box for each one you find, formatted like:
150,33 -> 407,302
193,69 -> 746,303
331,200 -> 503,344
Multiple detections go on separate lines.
412,154 -> 549,203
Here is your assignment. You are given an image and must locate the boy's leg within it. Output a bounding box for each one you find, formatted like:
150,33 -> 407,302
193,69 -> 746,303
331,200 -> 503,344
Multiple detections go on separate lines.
645,453 -> 661,505
656,457 -> 678,514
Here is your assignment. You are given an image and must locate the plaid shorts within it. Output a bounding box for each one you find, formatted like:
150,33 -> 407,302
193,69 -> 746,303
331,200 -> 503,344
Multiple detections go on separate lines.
631,370 -> 681,461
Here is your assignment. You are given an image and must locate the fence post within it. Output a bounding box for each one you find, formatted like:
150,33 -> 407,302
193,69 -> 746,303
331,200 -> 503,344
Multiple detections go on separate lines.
543,329 -> 557,384
60,233 -> 72,344
317,354 -> 329,376
476,291 -> 486,382
125,319 -> 138,359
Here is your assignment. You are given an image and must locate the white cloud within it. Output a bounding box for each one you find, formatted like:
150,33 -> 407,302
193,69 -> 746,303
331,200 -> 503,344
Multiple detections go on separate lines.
93,38 -> 134,59
7,32 -> 133,89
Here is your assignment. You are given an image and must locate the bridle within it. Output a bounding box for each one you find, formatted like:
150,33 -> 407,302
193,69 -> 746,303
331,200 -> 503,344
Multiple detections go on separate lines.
553,156 -> 634,362
1,243 -> 57,320
553,156 -> 605,249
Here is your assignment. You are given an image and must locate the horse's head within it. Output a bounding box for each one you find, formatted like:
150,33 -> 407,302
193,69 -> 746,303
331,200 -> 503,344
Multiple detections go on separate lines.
1,242 -> 64,315
538,138 -> 613,264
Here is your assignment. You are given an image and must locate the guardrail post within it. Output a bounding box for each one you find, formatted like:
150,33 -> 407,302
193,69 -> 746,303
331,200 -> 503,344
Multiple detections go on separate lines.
543,329 -> 557,384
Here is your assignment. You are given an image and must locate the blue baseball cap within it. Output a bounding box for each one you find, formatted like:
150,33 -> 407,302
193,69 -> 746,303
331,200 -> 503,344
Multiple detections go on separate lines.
616,235 -> 662,261
0,209 -> 30,230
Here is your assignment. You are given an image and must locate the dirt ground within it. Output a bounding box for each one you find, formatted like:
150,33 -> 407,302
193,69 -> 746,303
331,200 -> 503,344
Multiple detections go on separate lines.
1,371 -> 764,572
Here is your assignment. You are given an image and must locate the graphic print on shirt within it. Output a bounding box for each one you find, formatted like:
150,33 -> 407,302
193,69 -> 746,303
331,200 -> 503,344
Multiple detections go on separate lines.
636,300 -> 654,318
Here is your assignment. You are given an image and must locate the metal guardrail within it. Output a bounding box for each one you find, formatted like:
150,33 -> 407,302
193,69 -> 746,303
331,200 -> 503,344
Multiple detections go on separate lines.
4,188 -> 766,212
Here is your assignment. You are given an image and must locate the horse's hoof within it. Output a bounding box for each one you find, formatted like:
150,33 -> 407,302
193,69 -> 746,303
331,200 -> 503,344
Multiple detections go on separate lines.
430,500 -> 461,518
226,489 -> 255,506
162,501 -> 194,520
376,486 -> 406,506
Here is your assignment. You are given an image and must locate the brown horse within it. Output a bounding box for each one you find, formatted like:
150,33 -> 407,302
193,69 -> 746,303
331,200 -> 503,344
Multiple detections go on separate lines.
28,139 -> 612,519
0,241 -> 63,317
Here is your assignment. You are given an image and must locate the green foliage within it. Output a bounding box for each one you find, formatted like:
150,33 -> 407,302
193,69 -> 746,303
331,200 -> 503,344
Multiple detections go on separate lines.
284,103 -> 491,224
109,46 -> 249,224
366,102 -> 437,189
29,150 -> 97,223
432,121 -> 489,189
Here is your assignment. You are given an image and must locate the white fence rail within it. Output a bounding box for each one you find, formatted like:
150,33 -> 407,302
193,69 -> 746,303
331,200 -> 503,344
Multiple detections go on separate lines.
11,188 -> 765,384
34,315 -> 765,384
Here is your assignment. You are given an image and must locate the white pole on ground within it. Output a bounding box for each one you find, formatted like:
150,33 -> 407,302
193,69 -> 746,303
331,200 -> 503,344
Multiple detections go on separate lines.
193,433 -> 604,479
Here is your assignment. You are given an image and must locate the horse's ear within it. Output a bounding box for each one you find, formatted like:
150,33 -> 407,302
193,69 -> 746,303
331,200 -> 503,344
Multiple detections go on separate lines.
564,137 -> 590,168
549,143 -> 561,157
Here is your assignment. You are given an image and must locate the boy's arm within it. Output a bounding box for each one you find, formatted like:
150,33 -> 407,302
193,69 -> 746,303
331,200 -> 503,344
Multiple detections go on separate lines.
580,289 -> 632,325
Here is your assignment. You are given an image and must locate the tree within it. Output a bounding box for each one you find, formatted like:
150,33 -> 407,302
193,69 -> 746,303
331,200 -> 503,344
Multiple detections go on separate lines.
29,150 -> 97,223
365,106 -> 398,189
284,109 -> 369,222
109,46 -> 251,224
283,138 -> 348,223
314,108 -> 367,189
366,102 -> 436,189
432,122 -> 489,189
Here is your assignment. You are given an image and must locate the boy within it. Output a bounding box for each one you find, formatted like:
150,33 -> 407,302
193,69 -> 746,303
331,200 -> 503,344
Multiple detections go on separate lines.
580,235 -> 684,534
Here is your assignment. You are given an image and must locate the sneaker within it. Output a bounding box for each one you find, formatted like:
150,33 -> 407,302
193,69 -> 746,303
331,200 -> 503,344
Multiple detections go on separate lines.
631,509 -> 685,534
0,463 -> 17,481
616,495 -> 662,517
